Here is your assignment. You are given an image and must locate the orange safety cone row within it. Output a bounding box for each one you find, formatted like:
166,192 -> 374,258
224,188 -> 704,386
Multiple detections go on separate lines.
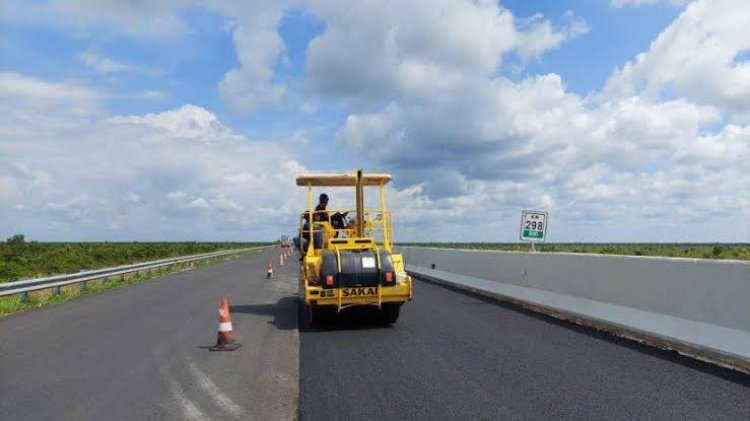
209,298 -> 241,351
267,261 -> 273,279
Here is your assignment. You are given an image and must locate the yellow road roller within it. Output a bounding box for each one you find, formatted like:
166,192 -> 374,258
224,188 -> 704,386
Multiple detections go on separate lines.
295,169 -> 412,325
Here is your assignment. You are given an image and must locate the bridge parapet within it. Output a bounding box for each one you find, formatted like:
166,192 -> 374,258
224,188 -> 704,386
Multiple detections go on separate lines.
401,247 -> 750,374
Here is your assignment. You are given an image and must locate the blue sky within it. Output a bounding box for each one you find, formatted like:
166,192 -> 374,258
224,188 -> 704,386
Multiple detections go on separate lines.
0,0 -> 748,242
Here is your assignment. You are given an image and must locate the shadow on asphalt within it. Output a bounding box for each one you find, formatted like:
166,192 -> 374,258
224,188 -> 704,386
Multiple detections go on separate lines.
298,303 -> 397,333
422,278 -> 750,387
230,296 -> 297,331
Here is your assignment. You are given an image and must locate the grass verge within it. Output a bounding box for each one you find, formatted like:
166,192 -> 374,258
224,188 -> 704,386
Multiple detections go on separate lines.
0,252 -> 248,317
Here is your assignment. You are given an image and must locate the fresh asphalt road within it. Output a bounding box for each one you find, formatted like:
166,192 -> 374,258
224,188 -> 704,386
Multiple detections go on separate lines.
1,251 -> 748,420
300,280 -> 750,420
0,248 -> 300,420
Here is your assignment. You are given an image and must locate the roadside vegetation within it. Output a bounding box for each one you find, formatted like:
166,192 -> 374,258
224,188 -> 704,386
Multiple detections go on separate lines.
397,243 -> 750,261
0,234 -> 273,283
0,252 -> 246,316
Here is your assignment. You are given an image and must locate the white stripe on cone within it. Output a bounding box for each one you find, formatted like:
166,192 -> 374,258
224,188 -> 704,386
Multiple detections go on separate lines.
218,322 -> 233,332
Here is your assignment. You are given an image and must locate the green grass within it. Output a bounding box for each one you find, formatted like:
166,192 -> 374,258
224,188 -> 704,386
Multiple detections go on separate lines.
0,236 -> 273,283
0,252 -> 249,316
397,243 -> 750,261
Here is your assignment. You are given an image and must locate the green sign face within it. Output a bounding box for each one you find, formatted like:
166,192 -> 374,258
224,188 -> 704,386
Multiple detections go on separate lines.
522,229 -> 543,238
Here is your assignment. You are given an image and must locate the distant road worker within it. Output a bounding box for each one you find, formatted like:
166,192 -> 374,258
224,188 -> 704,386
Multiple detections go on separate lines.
313,193 -> 329,223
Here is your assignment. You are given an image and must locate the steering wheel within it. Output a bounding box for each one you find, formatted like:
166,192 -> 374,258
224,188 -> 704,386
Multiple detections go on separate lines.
330,211 -> 349,230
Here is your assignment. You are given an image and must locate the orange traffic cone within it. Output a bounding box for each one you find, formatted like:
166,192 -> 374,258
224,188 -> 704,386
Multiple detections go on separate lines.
279,253 -> 285,266
267,261 -> 273,279
209,298 -> 241,351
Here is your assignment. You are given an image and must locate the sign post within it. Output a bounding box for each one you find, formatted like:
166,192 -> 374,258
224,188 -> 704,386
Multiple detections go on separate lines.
520,210 -> 548,252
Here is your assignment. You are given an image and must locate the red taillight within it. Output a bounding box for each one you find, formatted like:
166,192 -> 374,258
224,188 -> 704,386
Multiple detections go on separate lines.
325,275 -> 334,286
385,272 -> 393,283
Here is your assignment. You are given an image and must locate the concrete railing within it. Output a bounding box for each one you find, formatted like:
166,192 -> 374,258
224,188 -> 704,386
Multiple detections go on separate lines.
401,247 -> 750,373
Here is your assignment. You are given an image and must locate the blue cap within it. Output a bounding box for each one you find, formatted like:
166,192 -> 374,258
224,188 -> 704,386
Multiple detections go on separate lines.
319,193 -> 329,202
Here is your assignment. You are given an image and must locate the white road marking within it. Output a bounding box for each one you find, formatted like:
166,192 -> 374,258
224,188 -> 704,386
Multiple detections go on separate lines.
189,361 -> 245,419
170,381 -> 208,421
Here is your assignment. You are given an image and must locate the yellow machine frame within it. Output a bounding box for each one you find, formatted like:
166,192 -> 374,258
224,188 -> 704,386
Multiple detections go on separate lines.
296,169 -> 412,317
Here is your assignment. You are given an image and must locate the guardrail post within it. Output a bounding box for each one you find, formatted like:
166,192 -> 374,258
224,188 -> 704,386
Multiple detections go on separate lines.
19,291 -> 28,303
52,286 -> 61,295
80,281 -> 87,291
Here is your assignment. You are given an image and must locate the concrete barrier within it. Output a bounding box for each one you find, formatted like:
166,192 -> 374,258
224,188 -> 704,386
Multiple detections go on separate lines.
401,247 -> 750,373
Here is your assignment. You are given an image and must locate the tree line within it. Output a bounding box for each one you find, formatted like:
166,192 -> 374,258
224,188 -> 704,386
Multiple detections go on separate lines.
397,242 -> 750,260
0,234 -> 271,283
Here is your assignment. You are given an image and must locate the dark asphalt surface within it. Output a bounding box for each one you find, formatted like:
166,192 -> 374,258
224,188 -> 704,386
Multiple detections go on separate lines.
2,252 -> 748,420
0,248 -> 299,420
299,278 -> 750,420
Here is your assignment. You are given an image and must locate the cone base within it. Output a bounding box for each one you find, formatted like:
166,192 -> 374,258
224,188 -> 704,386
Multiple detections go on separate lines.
209,342 -> 242,352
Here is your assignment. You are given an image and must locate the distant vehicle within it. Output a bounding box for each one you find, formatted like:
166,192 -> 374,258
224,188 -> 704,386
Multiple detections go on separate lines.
280,235 -> 293,248
295,170 -> 412,325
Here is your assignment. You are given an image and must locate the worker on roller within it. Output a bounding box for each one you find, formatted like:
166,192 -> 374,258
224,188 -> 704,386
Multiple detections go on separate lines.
314,192 -> 350,238
295,193 -> 329,255
313,193 -> 329,223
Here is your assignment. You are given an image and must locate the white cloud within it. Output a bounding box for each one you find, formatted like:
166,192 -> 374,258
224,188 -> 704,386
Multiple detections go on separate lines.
217,8 -> 289,113
79,51 -> 138,75
325,1 -> 749,242
189,197 -> 211,210
604,0 -> 750,113
106,104 -> 242,144
0,72 -> 102,138
515,11 -> 589,60
78,51 -> 164,79
0,176 -> 19,202
166,191 -> 189,201
212,196 -> 243,212
1,2 -> 747,242
117,91 -> 169,102
287,130 -> 310,146
13,163 -> 52,186
610,0 -> 688,7
0,72 -> 100,110
336,73 -> 748,239
44,196 -> 88,212
0,0 -> 193,38
0,73 -> 307,241
306,0 -> 585,102
1,1 -> 292,116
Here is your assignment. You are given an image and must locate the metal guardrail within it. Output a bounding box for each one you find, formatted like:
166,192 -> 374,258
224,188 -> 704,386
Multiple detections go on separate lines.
0,248 -> 259,300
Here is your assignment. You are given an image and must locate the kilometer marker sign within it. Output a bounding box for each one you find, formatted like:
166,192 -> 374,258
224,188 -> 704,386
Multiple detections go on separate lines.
520,210 -> 548,242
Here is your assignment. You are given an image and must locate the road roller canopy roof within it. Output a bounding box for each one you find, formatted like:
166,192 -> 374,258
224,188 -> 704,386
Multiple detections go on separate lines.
296,172 -> 392,187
